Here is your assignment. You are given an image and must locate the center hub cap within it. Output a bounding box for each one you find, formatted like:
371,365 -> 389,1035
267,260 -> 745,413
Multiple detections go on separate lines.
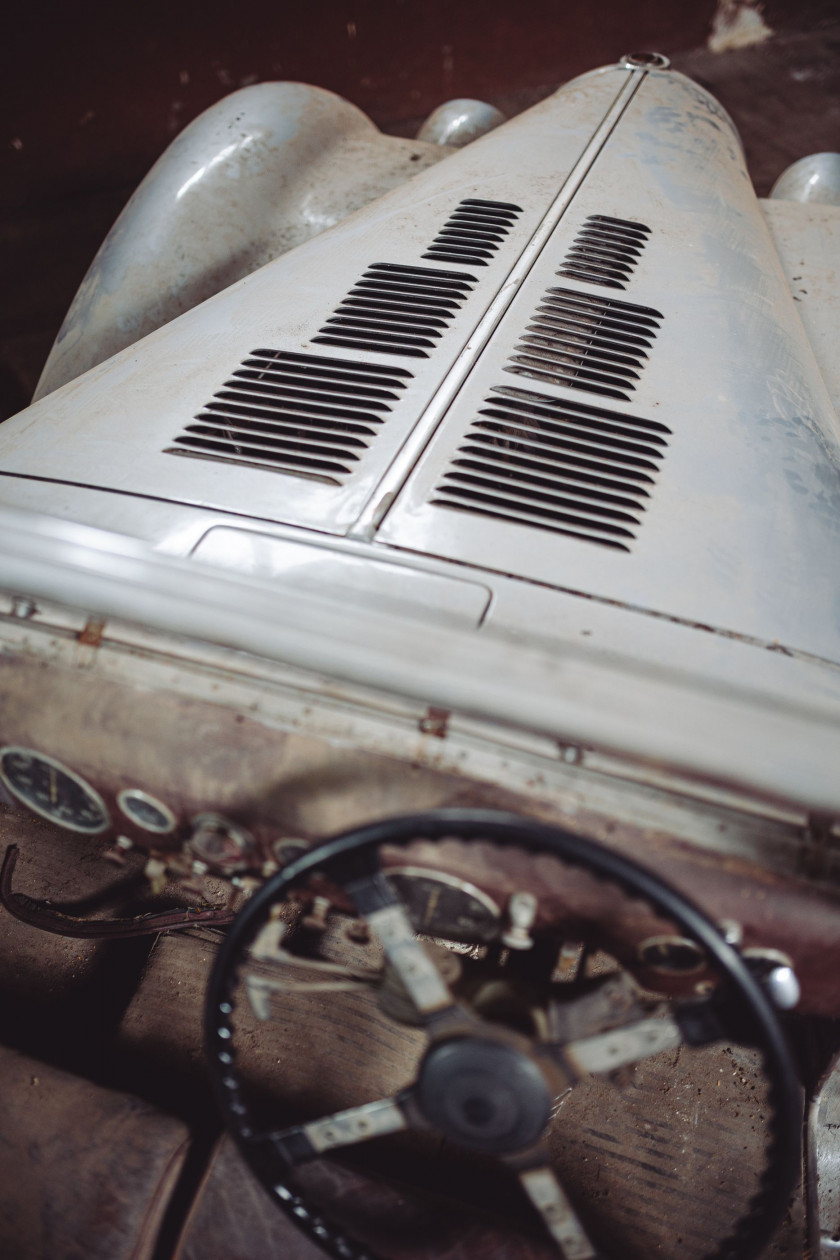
416,1036 -> 553,1154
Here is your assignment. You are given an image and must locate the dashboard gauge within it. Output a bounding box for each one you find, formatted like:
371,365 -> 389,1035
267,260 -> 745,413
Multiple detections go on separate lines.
637,935 -> 707,975
0,747 -> 109,833
385,866 -> 502,944
117,788 -> 176,834
272,837 -> 310,867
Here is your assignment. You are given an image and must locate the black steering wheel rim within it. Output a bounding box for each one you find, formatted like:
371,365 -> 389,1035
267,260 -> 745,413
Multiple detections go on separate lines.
205,809 -> 801,1260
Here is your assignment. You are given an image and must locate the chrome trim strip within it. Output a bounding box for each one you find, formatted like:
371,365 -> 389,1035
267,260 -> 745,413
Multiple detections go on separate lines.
348,68 -> 645,541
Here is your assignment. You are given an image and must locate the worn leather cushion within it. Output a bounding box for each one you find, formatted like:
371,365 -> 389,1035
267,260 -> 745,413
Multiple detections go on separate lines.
173,1133 -> 564,1260
0,1044 -> 190,1260
174,1135 -> 328,1260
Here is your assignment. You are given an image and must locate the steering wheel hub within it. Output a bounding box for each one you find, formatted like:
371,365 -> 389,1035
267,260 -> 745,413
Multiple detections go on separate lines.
416,1035 -> 553,1154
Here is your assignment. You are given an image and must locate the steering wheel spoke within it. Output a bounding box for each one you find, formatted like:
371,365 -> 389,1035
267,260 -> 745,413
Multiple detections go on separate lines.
558,1013 -> 684,1077
345,871 -> 458,1022
267,1094 -> 412,1165
511,1151 -> 600,1259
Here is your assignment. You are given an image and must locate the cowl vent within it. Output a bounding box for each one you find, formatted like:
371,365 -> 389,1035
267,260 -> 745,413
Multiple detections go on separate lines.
558,215 -> 651,289
422,198 -> 523,267
166,350 -> 411,485
430,384 -> 671,551
312,263 -> 476,358
506,288 -> 663,401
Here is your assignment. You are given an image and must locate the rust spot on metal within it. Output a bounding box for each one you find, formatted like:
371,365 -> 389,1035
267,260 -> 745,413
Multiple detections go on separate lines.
78,617 -> 106,647
419,706 -> 450,738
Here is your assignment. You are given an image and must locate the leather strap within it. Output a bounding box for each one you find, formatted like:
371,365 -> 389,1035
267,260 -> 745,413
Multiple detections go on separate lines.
0,844 -> 235,938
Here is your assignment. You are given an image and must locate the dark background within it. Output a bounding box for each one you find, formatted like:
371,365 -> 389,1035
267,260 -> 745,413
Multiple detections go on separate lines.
4,0 -> 840,417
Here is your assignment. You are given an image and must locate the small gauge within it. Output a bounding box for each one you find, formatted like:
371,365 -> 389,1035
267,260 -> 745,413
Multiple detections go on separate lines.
0,747 -> 109,834
272,837 -> 310,867
117,788 -> 176,834
385,866 -> 502,944
638,935 -> 707,975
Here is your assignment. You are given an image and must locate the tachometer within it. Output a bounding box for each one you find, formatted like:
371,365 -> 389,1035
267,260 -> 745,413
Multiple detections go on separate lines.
0,747 -> 109,833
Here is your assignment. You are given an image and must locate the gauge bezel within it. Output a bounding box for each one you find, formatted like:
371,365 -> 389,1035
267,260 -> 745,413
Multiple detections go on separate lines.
637,933 -> 707,976
0,745 -> 110,834
384,864 -> 502,941
117,787 -> 177,834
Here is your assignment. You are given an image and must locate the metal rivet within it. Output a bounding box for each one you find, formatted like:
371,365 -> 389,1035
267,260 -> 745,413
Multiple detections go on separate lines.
10,596 -> 37,619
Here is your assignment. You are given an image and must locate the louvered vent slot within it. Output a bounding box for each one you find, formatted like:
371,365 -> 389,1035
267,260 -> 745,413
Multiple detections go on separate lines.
431,384 -> 671,552
558,215 -> 651,290
506,287 -> 663,401
422,198 -> 523,267
166,350 -> 411,485
312,263 -> 475,358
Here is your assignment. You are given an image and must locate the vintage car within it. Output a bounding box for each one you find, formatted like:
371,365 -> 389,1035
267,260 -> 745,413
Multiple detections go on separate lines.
0,51 -> 839,1259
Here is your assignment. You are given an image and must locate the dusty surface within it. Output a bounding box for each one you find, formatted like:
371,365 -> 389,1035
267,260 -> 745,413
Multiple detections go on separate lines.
0,807 -> 156,1078
671,25 -> 840,197
0,1043 -> 189,1260
0,808 -> 809,1258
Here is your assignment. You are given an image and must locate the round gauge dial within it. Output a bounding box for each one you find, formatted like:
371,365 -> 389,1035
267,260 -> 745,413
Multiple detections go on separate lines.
0,747 -> 109,833
637,935 -> 707,975
385,866 -> 501,944
117,788 -> 176,834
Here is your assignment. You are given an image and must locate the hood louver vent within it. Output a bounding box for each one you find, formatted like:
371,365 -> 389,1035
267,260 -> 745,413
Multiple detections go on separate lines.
166,350 -> 411,485
422,198 -> 523,267
430,384 -> 671,552
558,215 -> 650,290
506,288 -> 663,401
312,263 -> 475,358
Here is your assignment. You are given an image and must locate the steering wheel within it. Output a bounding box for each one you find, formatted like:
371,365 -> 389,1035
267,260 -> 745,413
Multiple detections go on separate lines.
204,810 -> 801,1260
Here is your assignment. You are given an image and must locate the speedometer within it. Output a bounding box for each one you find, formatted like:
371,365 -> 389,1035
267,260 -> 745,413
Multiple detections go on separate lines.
0,747 -> 110,833
385,866 -> 502,943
